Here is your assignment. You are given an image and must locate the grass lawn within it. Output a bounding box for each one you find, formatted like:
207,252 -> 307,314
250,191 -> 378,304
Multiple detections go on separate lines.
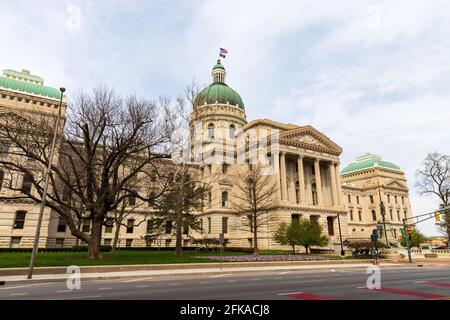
0,250 -> 247,269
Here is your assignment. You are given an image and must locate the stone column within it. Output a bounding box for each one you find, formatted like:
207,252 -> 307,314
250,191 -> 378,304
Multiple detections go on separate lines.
329,162 -> 338,207
314,158 -> 323,205
280,152 -> 288,201
297,156 -> 306,205
335,163 -> 344,207
275,153 -> 282,200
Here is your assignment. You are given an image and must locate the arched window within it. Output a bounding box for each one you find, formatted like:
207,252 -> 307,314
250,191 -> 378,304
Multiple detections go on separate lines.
311,183 -> 318,205
208,123 -> 215,139
371,210 -> 377,221
221,191 -> 228,208
229,124 -> 235,139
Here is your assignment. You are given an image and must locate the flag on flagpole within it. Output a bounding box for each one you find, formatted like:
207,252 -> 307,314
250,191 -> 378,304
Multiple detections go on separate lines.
220,53 -> 226,58
220,48 -> 228,54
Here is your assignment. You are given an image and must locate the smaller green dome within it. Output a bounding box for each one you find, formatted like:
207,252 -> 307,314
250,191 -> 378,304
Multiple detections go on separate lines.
341,153 -> 401,174
194,83 -> 244,109
213,62 -> 225,70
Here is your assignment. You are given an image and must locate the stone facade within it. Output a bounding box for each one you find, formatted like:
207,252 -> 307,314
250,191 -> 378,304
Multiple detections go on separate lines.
0,65 -> 414,251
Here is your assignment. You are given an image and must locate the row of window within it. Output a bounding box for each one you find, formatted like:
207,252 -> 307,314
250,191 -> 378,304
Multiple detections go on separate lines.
347,194 -> 407,206
348,208 -> 408,222
0,171 -> 33,194
207,123 -> 236,140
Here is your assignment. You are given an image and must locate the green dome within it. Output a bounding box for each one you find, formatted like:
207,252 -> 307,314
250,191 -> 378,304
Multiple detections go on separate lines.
194,60 -> 244,109
341,153 -> 401,174
194,83 -> 245,109
0,75 -> 61,100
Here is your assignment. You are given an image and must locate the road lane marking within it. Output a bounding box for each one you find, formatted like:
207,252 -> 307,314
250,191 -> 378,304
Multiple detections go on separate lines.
278,291 -> 335,300
122,277 -> 153,283
210,274 -> 231,278
278,271 -> 291,275
135,285 -> 149,288
98,287 -> 112,290
0,283 -> 55,290
9,292 -> 28,296
199,282 -> 211,284
361,287 -> 448,299
57,290 -> 73,293
274,277 -> 283,280
168,283 -> 180,286
418,281 -> 450,287
48,295 -> 102,300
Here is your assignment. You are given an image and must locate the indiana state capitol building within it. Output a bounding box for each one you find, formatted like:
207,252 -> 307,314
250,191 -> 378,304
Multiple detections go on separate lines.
0,62 -> 413,250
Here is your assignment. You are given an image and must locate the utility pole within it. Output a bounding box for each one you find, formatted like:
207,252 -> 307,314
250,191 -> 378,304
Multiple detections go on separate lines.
402,218 -> 413,263
27,87 -> 65,280
378,183 -> 389,247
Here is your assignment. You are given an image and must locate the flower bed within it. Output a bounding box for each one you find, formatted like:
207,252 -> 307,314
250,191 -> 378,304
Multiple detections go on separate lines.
195,254 -> 330,262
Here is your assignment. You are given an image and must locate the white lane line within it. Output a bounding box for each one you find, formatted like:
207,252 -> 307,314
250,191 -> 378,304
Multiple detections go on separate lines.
121,277 -> 153,283
415,281 -> 427,284
48,295 -> 102,300
283,279 -> 324,284
279,271 -> 291,275
211,274 -> 231,278
168,283 -> 180,286
9,292 -> 28,296
274,277 -> 283,280
98,287 -> 112,290
199,282 -> 211,284
57,290 -> 73,293
278,291 -> 303,296
0,282 -> 55,290
135,285 -> 149,288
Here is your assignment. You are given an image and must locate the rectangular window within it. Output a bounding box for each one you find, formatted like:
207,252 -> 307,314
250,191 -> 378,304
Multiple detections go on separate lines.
397,210 -> 401,221
165,221 -> 173,234
356,196 -> 360,204
82,220 -> 91,233
183,223 -> 189,235
0,143 -> 9,157
349,210 -> 353,221
105,218 -> 114,233
207,217 -> 211,234
128,194 -> 136,206
370,195 -> 374,204
390,209 -> 393,221
402,196 -> 405,205
126,239 -> 133,247
348,194 -> 351,204
57,217 -> 66,233
395,195 -> 398,204
393,229 -> 397,239
404,210 -> 407,219
10,237 -> 21,248
21,174 -> 33,194
291,214 -> 300,222
327,217 -> 334,236
372,210 -> 377,221
13,211 -> 26,229
222,163 -> 228,174
55,238 -> 64,248
126,219 -> 134,233
165,239 -> 172,247
146,220 -> 153,234
358,210 -> 362,221
104,239 -> 112,246
0,170 -> 4,191
222,217 -> 228,234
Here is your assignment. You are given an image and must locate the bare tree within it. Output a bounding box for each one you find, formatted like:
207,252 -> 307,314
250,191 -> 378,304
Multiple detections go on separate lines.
415,152 -> 450,241
230,165 -> 278,255
0,88 -> 174,259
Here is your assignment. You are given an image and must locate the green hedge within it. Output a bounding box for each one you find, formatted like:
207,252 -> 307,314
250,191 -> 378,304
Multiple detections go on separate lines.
0,245 -> 112,253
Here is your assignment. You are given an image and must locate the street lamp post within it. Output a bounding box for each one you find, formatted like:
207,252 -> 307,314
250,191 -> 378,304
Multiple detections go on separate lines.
27,87 -> 65,280
336,213 -> 345,256
378,184 -> 389,247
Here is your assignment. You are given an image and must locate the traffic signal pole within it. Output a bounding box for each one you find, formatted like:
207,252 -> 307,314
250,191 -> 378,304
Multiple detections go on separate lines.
402,218 -> 413,263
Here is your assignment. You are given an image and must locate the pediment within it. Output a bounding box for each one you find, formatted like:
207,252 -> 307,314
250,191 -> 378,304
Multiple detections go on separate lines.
384,180 -> 408,190
280,125 -> 342,155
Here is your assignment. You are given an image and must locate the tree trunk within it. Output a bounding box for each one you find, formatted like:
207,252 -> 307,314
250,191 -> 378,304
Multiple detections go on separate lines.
305,245 -> 309,254
253,216 -> 259,255
175,211 -> 183,256
87,218 -> 103,259
292,245 -> 295,255
111,219 -> 121,256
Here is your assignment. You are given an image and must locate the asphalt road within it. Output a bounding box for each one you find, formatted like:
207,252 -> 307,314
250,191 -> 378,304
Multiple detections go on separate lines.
1,265 -> 450,300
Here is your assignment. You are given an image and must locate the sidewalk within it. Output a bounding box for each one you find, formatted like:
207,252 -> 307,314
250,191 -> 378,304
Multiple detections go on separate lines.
0,261 -> 401,285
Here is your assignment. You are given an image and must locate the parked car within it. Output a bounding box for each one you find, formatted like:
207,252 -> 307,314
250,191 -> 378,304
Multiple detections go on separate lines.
434,245 -> 449,250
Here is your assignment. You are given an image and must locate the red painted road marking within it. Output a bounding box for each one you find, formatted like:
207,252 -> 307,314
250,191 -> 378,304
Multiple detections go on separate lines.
419,281 -> 450,287
363,287 -> 447,299
280,292 -> 336,300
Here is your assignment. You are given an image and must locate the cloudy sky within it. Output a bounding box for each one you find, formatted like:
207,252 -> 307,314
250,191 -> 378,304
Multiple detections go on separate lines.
1,0 -> 449,235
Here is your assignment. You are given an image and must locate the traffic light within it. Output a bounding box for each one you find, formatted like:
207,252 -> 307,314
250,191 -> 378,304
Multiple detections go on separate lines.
435,211 -> 441,223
